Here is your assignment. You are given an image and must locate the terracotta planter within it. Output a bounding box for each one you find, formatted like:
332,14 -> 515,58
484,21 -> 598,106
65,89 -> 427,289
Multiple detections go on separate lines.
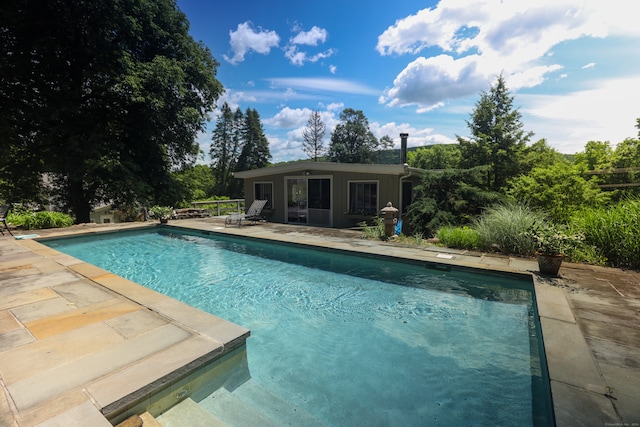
536,253 -> 565,276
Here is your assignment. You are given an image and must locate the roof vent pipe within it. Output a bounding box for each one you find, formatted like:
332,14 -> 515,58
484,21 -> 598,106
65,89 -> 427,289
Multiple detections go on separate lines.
399,133 -> 409,165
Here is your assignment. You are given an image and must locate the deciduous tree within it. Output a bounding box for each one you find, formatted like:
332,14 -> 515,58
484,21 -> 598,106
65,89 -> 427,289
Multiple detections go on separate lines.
407,144 -> 461,170
328,108 -> 378,163
0,0 -> 222,221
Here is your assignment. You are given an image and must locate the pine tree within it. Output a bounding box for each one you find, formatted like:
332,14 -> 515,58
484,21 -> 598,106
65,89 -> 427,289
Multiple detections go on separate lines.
457,74 -> 532,191
210,102 -> 240,195
237,108 -> 271,171
302,110 -> 326,161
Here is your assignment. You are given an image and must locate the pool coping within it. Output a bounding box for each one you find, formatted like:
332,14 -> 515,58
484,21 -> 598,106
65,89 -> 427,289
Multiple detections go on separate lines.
0,223 -> 250,426
1,219 -> 637,426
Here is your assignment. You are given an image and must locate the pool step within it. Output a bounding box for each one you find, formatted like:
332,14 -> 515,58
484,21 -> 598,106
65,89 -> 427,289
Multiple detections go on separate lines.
199,380 -> 324,427
155,398 -> 226,427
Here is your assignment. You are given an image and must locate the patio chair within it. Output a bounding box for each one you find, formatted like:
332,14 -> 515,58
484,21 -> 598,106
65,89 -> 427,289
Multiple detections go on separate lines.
0,204 -> 15,237
225,199 -> 268,227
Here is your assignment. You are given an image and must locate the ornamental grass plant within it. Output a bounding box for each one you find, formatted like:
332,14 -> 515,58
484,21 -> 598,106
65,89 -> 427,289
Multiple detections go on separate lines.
572,198 -> 640,269
472,202 -> 546,256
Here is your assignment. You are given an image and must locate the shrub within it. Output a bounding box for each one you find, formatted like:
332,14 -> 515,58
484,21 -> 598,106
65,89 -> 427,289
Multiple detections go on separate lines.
8,210 -> 74,230
523,223 -> 584,256
572,199 -> 640,268
473,202 -> 546,256
436,226 -> 482,250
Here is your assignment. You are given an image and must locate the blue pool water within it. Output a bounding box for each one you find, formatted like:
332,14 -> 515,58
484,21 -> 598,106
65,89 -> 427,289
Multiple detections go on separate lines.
45,228 -> 552,426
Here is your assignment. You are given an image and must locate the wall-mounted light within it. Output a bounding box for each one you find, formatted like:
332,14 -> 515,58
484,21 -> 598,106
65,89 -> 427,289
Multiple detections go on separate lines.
304,170 -> 310,176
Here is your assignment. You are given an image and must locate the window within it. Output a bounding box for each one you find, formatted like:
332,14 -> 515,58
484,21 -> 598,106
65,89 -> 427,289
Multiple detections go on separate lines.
308,179 -> 330,209
254,182 -> 273,209
348,182 -> 377,215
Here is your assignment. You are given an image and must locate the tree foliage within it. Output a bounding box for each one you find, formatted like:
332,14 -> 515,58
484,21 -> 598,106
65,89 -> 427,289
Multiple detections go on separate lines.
172,164 -> 216,206
574,141 -> 614,171
0,0 -> 223,222
328,108 -> 378,163
302,110 -> 326,161
407,144 -> 461,170
210,103 -> 242,196
407,167 -> 503,236
210,105 -> 271,197
457,74 -> 532,191
506,163 -> 609,222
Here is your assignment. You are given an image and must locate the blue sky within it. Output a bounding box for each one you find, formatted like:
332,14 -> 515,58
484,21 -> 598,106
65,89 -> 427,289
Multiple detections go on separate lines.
177,0 -> 640,163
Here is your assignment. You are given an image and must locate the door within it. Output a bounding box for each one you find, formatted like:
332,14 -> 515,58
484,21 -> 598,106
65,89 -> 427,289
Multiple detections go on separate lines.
287,178 -> 307,223
286,177 -> 332,226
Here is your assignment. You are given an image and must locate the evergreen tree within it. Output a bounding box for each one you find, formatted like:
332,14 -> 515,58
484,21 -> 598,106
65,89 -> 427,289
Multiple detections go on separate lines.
237,108 -> 272,172
210,102 -> 240,195
407,167 -> 503,236
302,110 -> 326,161
328,108 -> 378,163
457,74 -> 532,191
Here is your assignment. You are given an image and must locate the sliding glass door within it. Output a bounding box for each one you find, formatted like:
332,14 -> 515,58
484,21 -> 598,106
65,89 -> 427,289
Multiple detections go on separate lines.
286,177 -> 331,226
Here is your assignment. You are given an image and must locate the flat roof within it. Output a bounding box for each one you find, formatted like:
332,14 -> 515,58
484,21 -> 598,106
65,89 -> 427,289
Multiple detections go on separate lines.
233,161 -> 428,179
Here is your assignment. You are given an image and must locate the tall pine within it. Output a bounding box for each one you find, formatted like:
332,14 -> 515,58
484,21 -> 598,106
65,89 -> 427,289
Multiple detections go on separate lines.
210,106 -> 271,198
457,74 -> 532,191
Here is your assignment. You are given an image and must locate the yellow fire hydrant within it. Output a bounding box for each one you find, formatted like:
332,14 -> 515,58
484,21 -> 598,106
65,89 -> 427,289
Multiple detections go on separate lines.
380,202 -> 398,238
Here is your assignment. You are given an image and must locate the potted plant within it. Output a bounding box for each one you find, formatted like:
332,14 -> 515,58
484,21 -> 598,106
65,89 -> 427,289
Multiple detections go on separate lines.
527,224 -> 583,276
149,205 -> 173,224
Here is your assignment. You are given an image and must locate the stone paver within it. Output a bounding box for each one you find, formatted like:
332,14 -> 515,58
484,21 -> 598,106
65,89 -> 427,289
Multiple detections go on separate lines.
0,227 -> 250,426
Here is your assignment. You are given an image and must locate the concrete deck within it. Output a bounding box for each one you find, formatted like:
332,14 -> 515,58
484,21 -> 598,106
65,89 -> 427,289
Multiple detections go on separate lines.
1,219 -> 639,426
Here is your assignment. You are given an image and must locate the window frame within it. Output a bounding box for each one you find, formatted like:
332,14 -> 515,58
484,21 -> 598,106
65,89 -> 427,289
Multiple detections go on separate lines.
347,180 -> 379,215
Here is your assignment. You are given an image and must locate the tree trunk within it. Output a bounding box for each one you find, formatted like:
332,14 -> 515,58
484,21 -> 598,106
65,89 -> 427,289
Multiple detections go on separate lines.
69,179 -> 92,224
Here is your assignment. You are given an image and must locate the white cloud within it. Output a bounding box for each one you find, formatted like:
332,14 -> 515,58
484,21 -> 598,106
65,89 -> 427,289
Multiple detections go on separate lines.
291,26 -> 328,46
285,46 -> 336,66
376,0 -> 640,112
284,25 -> 335,66
267,77 -> 379,96
521,77 -> 640,152
369,122 -> 456,148
267,107 -> 313,128
329,65 -> 337,74
582,62 -> 596,69
224,22 -> 280,64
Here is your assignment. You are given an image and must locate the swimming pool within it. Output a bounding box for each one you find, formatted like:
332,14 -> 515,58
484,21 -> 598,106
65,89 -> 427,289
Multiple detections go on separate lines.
45,227 -> 553,426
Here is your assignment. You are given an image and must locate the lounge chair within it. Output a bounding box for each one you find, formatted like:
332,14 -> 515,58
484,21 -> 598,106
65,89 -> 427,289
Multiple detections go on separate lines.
0,204 -> 15,237
225,199 -> 268,227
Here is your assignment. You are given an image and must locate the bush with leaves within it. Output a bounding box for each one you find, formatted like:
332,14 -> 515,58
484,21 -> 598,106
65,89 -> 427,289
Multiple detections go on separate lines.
8,210 -> 74,230
407,166 -> 502,237
506,162 -> 609,222
436,226 -> 482,250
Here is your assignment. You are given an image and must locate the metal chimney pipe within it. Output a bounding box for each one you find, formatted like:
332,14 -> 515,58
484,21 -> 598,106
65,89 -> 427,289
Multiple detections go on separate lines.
399,133 -> 408,164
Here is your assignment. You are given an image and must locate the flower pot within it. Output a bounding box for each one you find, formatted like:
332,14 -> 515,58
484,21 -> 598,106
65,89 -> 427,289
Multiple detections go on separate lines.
160,218 -> 169,224
536,253 -> 565,276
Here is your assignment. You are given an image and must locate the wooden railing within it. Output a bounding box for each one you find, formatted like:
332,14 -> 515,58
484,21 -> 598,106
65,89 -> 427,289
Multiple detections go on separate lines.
190,199 -> 245,216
